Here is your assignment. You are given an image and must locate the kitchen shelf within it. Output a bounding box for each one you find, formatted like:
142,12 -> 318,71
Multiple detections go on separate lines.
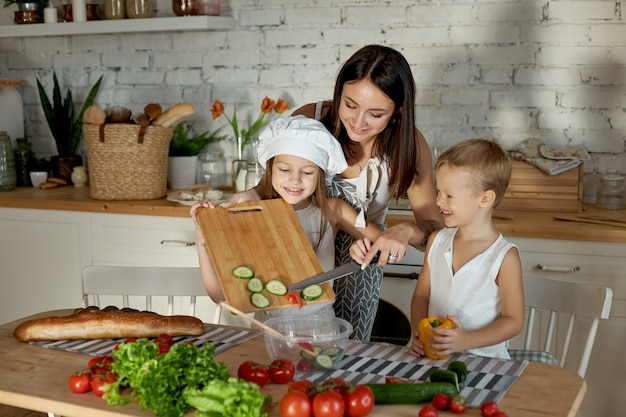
0,15 -> 234,38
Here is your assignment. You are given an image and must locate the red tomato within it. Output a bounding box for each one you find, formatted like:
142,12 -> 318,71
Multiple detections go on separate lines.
280,391 -> 312,417
237,361 -> 270,387
154,338 -> 171,354
90,372 -> 117,397
431,392 -> 450,411
285,291 -> 303,308
312,391 -> 344,417
68,371 -> 92,394
269,359 -> 295,384
343,384 -> 375,417
480,401 -> 499,417
288,379 -> 314,396
449,395 -> 467,414
320,377 -> 349,395
89,355 -> 113,375
385,376 -> 408,384
157,333 -> 173,345
419,405 -> 439,417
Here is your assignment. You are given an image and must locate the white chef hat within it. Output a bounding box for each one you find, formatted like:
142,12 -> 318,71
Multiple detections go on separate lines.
257,115 -> 348,178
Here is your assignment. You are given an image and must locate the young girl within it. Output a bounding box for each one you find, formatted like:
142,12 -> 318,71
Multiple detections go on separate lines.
190,115 -> 382,320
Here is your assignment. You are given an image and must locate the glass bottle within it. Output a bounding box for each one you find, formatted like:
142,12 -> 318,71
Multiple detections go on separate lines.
104,0 -> 126,19
126,0 -> 152,18
245,161 -> 264,190
13,137 -> 33,187
0,131 -> 17,191
596,169 -> 625,210
196,143 -> 227,188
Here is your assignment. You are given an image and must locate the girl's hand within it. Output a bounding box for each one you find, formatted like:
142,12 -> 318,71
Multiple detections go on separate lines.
189,201 -> 214,224
349,238 -> 373,265
220,188 -> 261,208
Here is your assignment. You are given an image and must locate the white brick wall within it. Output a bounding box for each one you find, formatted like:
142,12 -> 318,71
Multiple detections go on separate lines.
0,0 -> 624,177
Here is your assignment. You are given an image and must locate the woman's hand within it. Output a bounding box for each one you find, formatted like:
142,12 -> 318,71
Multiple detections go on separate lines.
220,188 -> 261,208
360,222 -> 418,267
349,238 -> 373,266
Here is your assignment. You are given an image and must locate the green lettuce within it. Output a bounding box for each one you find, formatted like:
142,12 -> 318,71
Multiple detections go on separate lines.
184,378 -> 271,417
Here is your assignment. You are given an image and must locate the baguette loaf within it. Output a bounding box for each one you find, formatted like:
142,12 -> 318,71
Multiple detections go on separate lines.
13,306 -> 205,342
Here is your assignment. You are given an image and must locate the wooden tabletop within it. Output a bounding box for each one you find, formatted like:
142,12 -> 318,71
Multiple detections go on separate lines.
0,310 -> 586,417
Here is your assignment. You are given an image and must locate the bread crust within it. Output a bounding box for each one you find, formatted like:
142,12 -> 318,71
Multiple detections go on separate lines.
13,306 -> 204,342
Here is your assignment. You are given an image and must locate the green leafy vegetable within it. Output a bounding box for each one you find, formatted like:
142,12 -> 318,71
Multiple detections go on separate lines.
106,339 -> 230,417
184,378 -> 271,417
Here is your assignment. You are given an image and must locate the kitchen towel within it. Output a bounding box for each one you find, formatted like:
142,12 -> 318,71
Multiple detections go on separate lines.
300,340 -> 528,408
29,325 -> 260,357
511,138 -> 589,175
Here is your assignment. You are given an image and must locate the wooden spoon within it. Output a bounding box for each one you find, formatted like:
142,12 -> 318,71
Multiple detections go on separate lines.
219,302 -> 318,357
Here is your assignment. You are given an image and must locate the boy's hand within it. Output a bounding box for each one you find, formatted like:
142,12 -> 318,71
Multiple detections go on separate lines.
428,316 -> 468,357
409,332 -> 425,356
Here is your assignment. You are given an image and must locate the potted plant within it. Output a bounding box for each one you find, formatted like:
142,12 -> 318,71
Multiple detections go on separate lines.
3,0 -> 49,10
167,122 -> 226,190
36,71 -> 102,182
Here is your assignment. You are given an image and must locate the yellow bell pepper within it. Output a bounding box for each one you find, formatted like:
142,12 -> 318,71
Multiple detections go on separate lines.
418,316 -> 453,359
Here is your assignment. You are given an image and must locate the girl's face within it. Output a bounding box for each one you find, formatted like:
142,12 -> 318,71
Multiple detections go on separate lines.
338,79 -> 395,144
271,154 -> 321,210
435,164 -> 482,228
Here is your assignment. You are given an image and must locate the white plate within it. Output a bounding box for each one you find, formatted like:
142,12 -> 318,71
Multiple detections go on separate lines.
167,191 -> 233,206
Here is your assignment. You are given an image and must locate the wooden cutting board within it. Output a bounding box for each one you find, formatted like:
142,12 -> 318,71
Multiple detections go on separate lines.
196,199 -> 335,313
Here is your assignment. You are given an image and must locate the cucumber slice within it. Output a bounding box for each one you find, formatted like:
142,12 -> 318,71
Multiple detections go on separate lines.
447,360 -> 468,383
301,284 -> 323,301
320,346 -> 343,357
250,293 -> 270,308
300,345 -> 323,361
313,353 -> 334,370
246,277 -> 264,293
265,279 -> 288,296
232,265 -> 254,279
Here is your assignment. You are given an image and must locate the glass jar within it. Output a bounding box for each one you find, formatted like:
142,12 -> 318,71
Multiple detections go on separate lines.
13,137 -> 33,187
126,0 -> 152,18
196,143 -> 227,188
104,0 -> 126,19
0,131 -> 17,191
245,161 -> 264,190
596,169 -> 625,210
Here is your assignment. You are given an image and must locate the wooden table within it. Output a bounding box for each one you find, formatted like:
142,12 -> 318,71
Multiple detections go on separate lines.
0,311 -> 587,417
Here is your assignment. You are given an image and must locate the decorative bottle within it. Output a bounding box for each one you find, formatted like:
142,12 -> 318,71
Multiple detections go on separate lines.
0,131 -> 17,191
71,166 -> 88,187
13,137 -> 33,187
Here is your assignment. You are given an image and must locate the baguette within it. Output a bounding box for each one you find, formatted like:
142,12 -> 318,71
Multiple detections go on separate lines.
13,306 -> 204,342
152,103 -> 194,127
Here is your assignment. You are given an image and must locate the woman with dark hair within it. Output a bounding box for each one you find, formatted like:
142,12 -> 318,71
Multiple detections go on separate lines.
224,45 -> 441,341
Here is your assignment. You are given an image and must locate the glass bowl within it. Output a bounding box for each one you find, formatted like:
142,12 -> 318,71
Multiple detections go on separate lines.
263,315 -> 352,372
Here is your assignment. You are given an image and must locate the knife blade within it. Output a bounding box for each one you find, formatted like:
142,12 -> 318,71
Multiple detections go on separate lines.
287,253 -> 380,291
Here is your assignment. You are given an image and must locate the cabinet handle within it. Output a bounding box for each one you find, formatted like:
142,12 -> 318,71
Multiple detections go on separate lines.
160,239 -> 196,247
535,264 -> 581,272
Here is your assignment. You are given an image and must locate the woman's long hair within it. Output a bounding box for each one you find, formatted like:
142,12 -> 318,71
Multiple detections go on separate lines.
330,44 -> 419,197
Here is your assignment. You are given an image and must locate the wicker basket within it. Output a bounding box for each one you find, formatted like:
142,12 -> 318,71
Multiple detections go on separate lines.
83,123 -> 173,200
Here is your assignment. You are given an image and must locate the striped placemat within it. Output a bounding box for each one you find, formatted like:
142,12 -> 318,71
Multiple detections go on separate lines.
300,341 -> 528,408
29,325 -> 260,357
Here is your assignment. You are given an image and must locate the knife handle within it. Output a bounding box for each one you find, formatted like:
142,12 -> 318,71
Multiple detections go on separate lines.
358,252 -> 380,270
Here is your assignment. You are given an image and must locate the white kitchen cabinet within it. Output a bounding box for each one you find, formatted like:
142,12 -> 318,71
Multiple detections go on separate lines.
0,208 -> 90,324
507,236 -> 626,417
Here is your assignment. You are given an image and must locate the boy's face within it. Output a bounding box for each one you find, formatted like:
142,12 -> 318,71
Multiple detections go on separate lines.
271,154 -> 321,210
435,164 -> 483,227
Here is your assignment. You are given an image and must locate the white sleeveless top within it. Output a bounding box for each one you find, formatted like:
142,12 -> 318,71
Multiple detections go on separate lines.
255,203 -> 335,320
427,227 -> 516,359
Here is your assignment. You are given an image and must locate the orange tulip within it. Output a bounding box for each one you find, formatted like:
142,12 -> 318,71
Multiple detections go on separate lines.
260,97 -> 275,114
210,100 -> 225,119
274,99 -> 290,114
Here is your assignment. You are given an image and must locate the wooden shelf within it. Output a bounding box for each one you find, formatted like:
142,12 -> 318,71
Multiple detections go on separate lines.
0,15 -> 234,38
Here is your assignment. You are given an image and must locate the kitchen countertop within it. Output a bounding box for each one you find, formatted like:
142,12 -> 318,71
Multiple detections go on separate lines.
1,186 -> 625,243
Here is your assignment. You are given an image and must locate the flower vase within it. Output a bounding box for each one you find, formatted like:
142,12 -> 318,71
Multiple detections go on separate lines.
232,136 -> 248,191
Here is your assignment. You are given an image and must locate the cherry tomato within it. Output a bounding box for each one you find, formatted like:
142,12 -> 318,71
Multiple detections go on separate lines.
431,392 -> 450,411
154,338 -> 171,354
320,377 -> 349,395
480,401 -> 499,417
157,333 -> 173,345
268,359 -> 295,384
89,355 -> 114,375
91,372 -> 117,397
296,358 -> 318,373
288,379 -> 314,396
343,384 -> 375,417
237,361 -> 270,387
312,391 -> 344,417
385,376 -> 408,384
419,405 -> 439,417
280,391 -> 312,417
285,291 -> 303,308
68,371 -> 92,394
449,395 -> 467,414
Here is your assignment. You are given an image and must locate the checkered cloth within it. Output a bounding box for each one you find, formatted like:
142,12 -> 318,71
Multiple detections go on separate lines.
300,341 -> 528,408
508,349 -> 558,365
29,325 -> 260,357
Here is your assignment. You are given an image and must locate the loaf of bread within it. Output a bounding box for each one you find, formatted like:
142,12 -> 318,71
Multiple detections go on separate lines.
13,306 -> 205,342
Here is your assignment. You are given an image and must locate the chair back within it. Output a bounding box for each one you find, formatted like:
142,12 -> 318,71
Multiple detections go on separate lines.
81,265 -> 221,324
521,275 -> 612,377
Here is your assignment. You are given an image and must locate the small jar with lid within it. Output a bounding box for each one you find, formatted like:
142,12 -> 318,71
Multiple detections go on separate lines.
596,169 -> 625,210
71,166 -> 88,187
0,131 -> 17,191
196,143 -> 227,188
104,0 -> 126,19
126,0 -> 152,18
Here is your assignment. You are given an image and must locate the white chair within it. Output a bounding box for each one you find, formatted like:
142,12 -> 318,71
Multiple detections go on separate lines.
81,265 -> 222,325
511,275 -> 613,378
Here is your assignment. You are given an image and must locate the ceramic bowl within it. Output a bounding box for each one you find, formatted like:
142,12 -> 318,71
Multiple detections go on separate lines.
263,315 -> 352,372
30,171 -> 48,187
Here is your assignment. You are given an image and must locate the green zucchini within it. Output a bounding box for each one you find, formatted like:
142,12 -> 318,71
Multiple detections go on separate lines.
366,382 -> 458,405
447,360 -> 468,383
429,369 -> 459,392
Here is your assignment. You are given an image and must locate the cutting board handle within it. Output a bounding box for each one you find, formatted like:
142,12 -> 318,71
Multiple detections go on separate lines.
227,205 -> 263,214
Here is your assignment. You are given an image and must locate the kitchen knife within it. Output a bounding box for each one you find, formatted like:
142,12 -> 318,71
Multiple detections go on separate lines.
287,253 -> 380,291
